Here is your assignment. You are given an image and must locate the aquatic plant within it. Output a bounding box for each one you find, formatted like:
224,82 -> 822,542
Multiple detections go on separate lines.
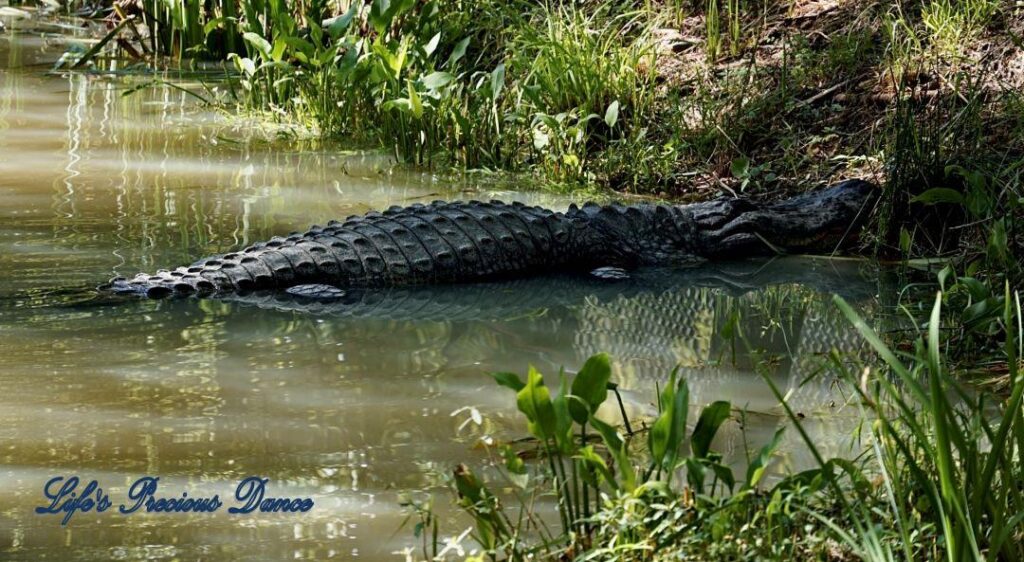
418,274 -> 1024,560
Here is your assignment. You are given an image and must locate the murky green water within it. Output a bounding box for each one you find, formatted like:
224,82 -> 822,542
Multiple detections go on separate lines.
0,15 -> 881,561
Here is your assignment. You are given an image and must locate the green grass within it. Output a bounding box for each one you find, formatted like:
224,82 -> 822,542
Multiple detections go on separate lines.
920,0 -> 1000,60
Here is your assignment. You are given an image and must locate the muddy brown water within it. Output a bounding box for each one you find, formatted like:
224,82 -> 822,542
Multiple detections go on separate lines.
0,15 -> 881,561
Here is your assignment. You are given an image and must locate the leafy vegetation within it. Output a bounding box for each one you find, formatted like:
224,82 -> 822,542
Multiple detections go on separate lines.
413,277 -> 1023,561
56,0 -> 1023,281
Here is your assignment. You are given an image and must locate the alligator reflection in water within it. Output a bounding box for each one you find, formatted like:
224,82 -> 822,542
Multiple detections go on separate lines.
103,256 -> 875,417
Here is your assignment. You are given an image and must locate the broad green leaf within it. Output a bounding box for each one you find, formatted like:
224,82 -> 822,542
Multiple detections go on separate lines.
691,401 -> 731,458
407,81 -> 423,119
369,0 -> 392,34
745,427 -> 784,488
271,37 -> 287,62
283,36 -> 315,58
577,445 -> 616,490
421,71 -> 455,90
203,16 -> 236,35
324,3 -> 358,39
648,369 -> 687,470
731,156 -> 750,179
590,415 -> 635,491
987,218 -> 1009,265
489,63 -> 505,99
648,387 -> 673,466
316,45 -> 338,67
516,367 -> 557,440
423,32 -> 441,57
708,461 -> 736,491
491,371 -> 525,392
242,32 -> 272,58
937,264 -> 955,292
381,98 -> 412,113
604,100 -> 620,128
910,187 -> 965,205
590,415 -> 622,453
532,127 -> 549,150
569,353 -> 611,423
667,373 -> 689,469
447,37 -> 470,68
551,371 -> 574,453
899,227 -> 912,255
235,56 -> 257,77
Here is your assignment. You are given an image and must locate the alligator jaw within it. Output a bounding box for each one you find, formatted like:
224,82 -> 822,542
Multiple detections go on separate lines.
694,179 -> 877,257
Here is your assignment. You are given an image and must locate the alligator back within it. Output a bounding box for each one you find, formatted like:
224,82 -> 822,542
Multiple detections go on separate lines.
110,200 -> 584,297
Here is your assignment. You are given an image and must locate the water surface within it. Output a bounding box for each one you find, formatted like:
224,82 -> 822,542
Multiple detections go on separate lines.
0,17 -> 880,561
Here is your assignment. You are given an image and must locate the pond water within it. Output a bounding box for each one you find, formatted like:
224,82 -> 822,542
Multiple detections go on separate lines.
0,16 -> 881,561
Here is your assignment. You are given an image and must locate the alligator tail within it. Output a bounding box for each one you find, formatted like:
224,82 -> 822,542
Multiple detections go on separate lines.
106,200 -> 576,298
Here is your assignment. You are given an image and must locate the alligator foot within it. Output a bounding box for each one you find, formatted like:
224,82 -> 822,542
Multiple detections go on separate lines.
285,284 -> 347,301
591,267 -> 631,281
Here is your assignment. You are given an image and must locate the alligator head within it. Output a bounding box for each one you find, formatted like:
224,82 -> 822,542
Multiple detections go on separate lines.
691,179 -> 877,258
569,179 -> 876,266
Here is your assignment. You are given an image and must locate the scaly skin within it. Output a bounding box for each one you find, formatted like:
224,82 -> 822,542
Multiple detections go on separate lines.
105,179 -> 876,298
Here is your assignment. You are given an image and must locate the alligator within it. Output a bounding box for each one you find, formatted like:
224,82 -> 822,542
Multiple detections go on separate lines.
104,179 -> 876,299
